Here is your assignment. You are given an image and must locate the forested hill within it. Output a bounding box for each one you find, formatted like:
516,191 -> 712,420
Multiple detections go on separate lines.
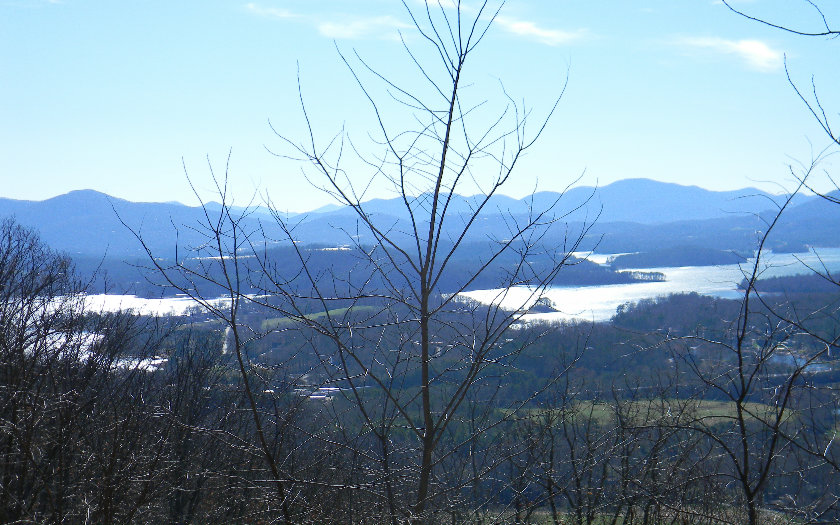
75,244 -> 666,298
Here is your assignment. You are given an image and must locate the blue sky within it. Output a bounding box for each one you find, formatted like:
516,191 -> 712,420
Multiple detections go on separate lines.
2,0 -> 838,211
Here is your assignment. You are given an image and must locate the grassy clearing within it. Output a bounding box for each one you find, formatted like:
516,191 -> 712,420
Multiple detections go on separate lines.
261,305 -> 379,331
524,399 -> 786,427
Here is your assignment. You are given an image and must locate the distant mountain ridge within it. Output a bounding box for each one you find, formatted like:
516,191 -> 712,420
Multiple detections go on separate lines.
343,178 -> 796,224
0,179 -> 831,259
0,189 -> 241,258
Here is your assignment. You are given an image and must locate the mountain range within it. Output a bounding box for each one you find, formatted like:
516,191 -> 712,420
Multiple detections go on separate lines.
0,178 -> 836,260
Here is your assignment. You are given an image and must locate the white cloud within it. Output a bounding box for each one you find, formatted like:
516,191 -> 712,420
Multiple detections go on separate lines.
245,3 -> 298,19
427,0 -> 459,9
409,0 -> 460,10
244,3 -> 411,41
494,16 -> 586,46
244,2 -> 580,46
318,15 -> 412,40
676,36 -> 783,72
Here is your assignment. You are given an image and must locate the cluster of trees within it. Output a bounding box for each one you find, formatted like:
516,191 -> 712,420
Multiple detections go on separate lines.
607,247 -> 746,270
0,217 -> 384,524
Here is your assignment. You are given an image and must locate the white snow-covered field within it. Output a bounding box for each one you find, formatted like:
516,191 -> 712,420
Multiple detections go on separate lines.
82,294 -> 210,316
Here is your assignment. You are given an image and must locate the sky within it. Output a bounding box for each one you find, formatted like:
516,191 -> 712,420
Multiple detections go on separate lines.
1,0 -> 839,212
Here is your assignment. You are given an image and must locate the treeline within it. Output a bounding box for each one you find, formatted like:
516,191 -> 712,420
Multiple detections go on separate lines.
746,272 -> 840,294
608,246 -> 747,270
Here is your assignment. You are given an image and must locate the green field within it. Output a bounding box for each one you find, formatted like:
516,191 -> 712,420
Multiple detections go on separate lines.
260,305 -> 380,331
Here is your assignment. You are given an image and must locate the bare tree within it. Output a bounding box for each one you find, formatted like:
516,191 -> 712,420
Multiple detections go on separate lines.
662,173 -> 840,525
255,1 -> 587,521
723,1 -> 838,38
136,1 -> 588,523
128,167 -> 309,524
0,218 -> 178,524
0,217 -> 102,524
711,7 -> 840,520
